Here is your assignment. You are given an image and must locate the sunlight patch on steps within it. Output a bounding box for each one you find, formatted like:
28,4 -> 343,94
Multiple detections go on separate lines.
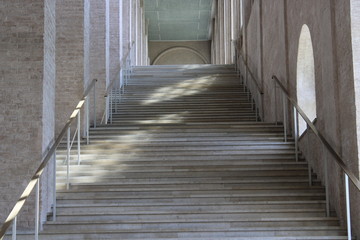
142,76 -> 216,105
136,112 -> 187,124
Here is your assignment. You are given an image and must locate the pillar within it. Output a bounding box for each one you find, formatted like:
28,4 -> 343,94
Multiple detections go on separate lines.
0,0 -> 56,227
88,0 -> 106,125
108,0 -> 120,86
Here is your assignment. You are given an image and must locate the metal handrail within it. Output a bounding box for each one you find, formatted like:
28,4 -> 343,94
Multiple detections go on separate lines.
103,41 -> 136,125
0,79 -> 97,240
239,54 -> 263,95
272,74 -> 358,240
234,50 -> 264,120
272,75 -> 360,190
105,41 -> 135,96
232,40 -> 263,95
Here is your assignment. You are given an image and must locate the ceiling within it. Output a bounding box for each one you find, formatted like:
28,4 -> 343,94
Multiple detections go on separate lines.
144,0 -> 214,41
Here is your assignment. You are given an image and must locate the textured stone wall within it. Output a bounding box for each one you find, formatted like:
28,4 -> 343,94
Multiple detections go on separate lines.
239,0 -> 360,236
109,0 -> 120,86
89,0 -> 106,125
84,0 -> 91,88
55,0 -> 84,135
122,0 -> 131,56
0,0 -> 56,227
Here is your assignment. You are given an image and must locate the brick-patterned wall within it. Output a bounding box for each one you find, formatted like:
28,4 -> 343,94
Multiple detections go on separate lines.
109,0 -> 120,87
84,0 -> 91,89
122,0 -> 131,56
89,0 -> 106,125
0,0 -> 46,227
55,0 -> 85,135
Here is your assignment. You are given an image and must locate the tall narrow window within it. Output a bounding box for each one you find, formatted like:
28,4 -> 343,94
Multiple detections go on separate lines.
296,24 -> 317,135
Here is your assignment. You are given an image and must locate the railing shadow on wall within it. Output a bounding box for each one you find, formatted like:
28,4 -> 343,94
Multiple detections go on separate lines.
0,42 -> 137,240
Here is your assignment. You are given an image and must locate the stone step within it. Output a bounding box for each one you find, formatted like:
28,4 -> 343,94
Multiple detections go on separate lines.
55,201 -> 327,213
5,234 -> 350,240
46,213 -> 332,224
12,227 -> 346,239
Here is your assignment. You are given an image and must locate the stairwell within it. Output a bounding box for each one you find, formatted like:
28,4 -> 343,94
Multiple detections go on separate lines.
11,65 -> 348,239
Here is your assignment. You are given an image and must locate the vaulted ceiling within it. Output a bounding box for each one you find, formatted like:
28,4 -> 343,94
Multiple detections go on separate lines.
144,0 -> 214,41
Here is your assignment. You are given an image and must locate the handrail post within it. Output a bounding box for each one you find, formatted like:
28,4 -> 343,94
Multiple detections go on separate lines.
115,88 -> 118,114
86,97 -> 90,144
110,91 -> 113,124
283,93 -> 287,142
274,82 -> 278,125
105,96 -> 109,125
324,148 -> 330,217
53,151 -> 56,221
66,127 -> 70,190
93,82 -> 97,128
77,112 -> 81,165
308,162 -> 312,186
12,216 -> 16,240
35,180 -> 40,240
293,106 -> 299,162
345,173 -> 352,240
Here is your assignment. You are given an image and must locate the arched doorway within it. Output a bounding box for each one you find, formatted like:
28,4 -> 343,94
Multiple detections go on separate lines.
296,24 -> 317,135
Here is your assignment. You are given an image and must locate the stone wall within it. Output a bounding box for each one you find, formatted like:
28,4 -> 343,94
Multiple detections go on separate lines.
89,0 -> 106,125
55,0 -> 84,135
109,0 -> 120,87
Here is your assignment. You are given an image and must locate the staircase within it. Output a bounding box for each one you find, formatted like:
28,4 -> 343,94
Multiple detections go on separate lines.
12,65 -> 348,239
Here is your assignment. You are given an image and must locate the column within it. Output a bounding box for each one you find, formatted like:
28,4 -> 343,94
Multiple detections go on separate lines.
88,0 -> 106,125
0,0 -> 56,226
109,0 -> 120,86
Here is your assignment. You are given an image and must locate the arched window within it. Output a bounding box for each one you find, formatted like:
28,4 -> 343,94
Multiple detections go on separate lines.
296,24 -> 317,135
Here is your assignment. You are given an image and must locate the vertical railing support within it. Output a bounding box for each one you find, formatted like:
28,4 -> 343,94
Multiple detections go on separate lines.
93,81 -> 97,128
345,174 -> 352,240
85,97 -> 90,145
282,93 -> 287,142
105,96 -> 109,125
324,154 -> 330,217
274,83 -> 278,125
35,180 -> 40,240
110,91 -> 113,124
293,106 -> 299,162
115,88 -> 118,114
77,112 -> 81,165
12,216 -> 16,240
53,152 -> 57,221
66,127 -> 70,190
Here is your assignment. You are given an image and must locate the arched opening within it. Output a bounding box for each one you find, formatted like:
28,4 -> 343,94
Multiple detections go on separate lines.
152,47 -> 209,65
296,24 -> 317,135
